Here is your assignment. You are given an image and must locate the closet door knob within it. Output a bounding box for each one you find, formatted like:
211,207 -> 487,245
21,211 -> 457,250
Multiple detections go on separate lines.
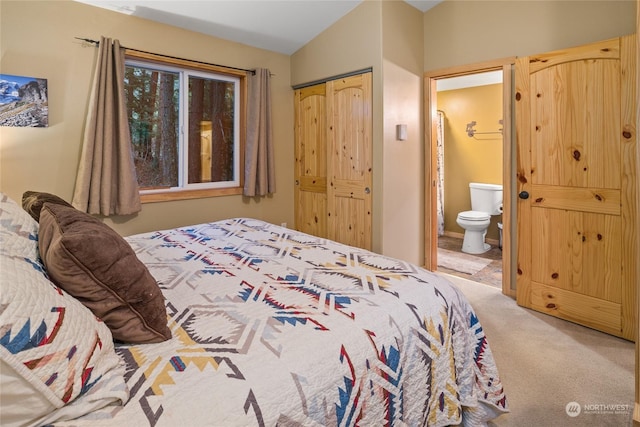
518,191 -> 529,200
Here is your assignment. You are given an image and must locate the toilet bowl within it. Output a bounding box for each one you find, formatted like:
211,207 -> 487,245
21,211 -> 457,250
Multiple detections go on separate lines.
456,182 -> 503,255
456,210 -> 491,254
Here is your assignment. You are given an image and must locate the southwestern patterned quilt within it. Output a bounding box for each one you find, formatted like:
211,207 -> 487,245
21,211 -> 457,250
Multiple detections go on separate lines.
1,194 -> 507,427
58,218 -> 508,426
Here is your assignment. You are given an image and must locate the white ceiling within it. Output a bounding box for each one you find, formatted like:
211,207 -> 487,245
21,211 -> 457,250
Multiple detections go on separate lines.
437,70 -> 503,92
75,0 -> 443,55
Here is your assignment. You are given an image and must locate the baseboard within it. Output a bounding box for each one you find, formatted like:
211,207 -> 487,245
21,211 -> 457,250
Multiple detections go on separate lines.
442,230 -> 464,240
441,230 -> 500,247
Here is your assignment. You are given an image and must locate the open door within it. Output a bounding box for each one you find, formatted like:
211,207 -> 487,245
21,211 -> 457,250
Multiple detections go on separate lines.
515,35 -> 637,341
424,58 -> 515,296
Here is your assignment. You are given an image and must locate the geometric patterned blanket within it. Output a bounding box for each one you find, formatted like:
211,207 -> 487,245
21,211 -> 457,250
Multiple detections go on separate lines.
55,218 -> 508,426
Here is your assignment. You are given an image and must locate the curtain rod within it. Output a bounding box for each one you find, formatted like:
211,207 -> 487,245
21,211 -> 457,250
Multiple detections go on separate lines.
75,37 -> 256,75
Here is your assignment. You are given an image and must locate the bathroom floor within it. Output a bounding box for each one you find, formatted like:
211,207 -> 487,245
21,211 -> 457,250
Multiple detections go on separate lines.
436,235 -> 502,288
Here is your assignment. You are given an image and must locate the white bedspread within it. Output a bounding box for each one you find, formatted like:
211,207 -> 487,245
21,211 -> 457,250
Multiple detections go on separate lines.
56,218 -> 507,426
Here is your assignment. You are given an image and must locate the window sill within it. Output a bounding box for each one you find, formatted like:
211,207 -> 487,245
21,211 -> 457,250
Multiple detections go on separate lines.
140,187 -> 243,203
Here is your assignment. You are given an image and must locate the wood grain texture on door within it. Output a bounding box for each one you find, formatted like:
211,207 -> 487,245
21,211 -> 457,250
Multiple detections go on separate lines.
516,35 -> 637,341
294,84 -> 328,237
327,73 -> 372,250
294,72 -> 372,250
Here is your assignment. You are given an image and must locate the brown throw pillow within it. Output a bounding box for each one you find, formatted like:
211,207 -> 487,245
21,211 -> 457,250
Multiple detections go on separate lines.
22,191 -> 74,222
38,203 -> 171,344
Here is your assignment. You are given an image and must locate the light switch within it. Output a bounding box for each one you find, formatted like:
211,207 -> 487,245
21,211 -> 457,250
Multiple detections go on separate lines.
396,124 -> 407,141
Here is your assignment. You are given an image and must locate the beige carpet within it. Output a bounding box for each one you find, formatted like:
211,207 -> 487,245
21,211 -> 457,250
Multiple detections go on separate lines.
437,248 -> 492,275
441,273 -> 635,427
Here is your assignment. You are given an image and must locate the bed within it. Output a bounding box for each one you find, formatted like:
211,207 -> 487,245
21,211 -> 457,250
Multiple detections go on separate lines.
0,192 -> 508,427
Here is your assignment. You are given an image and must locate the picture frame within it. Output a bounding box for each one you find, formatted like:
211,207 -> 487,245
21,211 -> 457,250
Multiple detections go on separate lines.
0,73 -> 48,127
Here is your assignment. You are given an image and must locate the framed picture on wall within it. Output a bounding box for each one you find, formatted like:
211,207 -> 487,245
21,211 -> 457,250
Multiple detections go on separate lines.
0,74 -> 48,127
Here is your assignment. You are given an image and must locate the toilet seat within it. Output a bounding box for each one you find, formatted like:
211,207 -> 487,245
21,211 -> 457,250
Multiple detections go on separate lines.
457,210 -> 490,221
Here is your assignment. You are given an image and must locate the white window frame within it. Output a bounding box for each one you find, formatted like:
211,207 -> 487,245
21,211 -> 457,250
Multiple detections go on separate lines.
179,69 -> 241,192
124,51 -> 246,203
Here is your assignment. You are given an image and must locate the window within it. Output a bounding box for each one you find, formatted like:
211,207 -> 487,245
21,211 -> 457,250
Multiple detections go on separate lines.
124,52 -> 245,202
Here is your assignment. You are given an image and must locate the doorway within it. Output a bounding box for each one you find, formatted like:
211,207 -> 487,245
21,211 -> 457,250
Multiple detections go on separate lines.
435,71 -> 504,289
424,57 -> 515,296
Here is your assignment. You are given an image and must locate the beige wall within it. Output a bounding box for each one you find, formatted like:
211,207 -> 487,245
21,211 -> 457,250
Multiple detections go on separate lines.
0,0 -> 294,236
380,1 -> 424,264
292,0 -> 424,264
424,0 -> 637,72
0,0 -> 635,260
293,0 -> 635,264
425,0 -> 635,258
438,84 -> 503,241
290,1 -> 382,87
291,1 -> 387,255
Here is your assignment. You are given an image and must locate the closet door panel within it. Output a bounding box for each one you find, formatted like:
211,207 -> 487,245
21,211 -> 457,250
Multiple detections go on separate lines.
327,73 -> 372,250
294,84 -> 327,237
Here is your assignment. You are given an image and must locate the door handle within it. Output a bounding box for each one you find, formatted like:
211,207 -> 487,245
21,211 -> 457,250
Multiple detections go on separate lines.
518,191 -> 529,200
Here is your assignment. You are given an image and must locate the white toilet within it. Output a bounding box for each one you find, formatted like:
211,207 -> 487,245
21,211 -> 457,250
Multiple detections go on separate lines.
456,182 -> 503,254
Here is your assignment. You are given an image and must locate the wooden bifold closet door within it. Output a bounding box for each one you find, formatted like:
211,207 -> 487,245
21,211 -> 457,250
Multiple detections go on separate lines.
294,72 -> 372,250
294,83 -> 328,238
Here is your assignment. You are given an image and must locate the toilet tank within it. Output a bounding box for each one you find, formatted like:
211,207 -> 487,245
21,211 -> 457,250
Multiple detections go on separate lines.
469,182 -> 503,215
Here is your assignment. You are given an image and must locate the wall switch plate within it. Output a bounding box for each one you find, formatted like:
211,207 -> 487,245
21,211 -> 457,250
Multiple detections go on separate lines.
396,124 -> 407,141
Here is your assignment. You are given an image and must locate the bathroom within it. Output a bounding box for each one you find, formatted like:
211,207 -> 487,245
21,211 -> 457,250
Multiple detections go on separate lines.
435,71 -> 504,287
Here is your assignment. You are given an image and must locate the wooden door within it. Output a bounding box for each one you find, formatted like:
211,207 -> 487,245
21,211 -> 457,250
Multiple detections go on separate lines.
515,35 -> 637,341
294,84 -> 328,237
326,73 -> 373,250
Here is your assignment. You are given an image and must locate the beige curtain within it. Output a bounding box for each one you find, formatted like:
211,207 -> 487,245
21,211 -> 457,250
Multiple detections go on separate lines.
72,36 -> 141,216
244,68 -> 275,196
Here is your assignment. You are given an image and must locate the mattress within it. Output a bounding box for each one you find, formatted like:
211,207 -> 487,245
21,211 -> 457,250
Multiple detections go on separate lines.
51,217 -> 508,426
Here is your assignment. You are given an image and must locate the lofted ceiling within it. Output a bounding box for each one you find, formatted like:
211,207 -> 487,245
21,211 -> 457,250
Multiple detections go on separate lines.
75,0 -> 443,55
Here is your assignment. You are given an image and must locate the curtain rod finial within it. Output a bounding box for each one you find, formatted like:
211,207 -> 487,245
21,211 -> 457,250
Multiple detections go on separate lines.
75,37 -> 100,46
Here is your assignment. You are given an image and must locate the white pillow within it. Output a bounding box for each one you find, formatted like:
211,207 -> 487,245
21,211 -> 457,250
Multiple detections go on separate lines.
0,193 -> 128,427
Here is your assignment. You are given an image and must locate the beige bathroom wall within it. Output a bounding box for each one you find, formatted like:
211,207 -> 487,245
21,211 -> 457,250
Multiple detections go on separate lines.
438,84 -> 503,241
0,0 -> 294,237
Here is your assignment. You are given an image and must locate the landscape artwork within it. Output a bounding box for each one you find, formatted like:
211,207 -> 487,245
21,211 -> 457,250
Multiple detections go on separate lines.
0,74 -> 48,127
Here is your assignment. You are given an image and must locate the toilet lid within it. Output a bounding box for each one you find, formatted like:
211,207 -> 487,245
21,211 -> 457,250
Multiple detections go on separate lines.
458,210 -> 490,221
